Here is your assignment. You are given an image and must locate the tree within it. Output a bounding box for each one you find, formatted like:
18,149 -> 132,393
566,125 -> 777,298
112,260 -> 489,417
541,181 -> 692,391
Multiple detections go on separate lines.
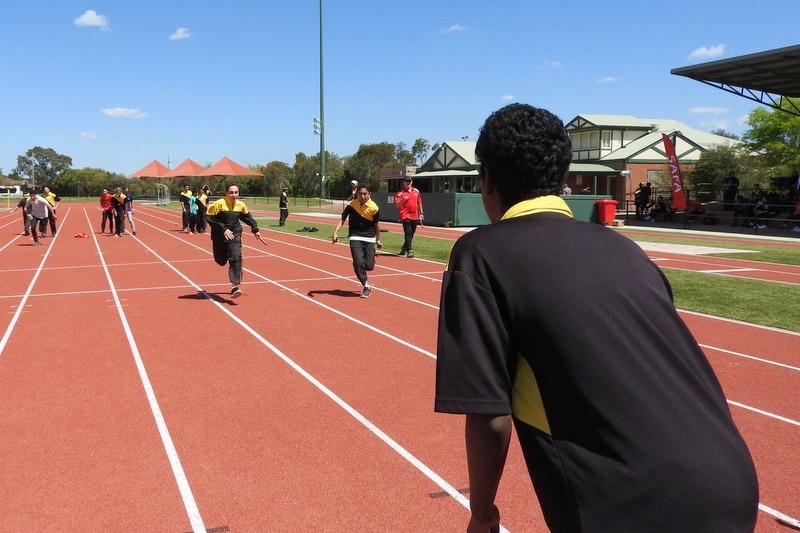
55,168 -> 126,197
741,99 -> 800,174
394,142 -> 415,166
343,142 -> 397,188
685,145 -> 768,200
14,146 -> 73,189
260,160 -> 294,196
412,138 -> 431,165
710,129 -> 740,140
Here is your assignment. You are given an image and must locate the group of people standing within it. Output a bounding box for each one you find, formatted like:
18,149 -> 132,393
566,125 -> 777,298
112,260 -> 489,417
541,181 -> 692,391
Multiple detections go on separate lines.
99,187 -> 137,237
180,184 -> 210,234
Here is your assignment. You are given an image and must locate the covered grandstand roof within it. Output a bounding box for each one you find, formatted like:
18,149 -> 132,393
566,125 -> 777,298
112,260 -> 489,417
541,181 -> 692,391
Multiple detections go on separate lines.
671,44 -> 800,115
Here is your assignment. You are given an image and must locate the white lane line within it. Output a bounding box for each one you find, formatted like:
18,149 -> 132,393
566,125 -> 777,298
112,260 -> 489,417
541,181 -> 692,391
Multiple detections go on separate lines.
758,503 -> 800,529
700,344 -> 800,372
0,210 -> 68,355
83,209 -> 207,533
728,400 -> 800,428
129,218 -> 509,531
697,268 -> 758,273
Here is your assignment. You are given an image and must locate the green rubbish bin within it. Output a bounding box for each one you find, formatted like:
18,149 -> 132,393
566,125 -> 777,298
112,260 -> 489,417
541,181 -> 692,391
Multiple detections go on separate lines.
595,199 -> 618,225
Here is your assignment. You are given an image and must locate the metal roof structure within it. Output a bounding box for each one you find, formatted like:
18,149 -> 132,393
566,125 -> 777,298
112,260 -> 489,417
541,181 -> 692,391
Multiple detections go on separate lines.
671,44 -> 800,116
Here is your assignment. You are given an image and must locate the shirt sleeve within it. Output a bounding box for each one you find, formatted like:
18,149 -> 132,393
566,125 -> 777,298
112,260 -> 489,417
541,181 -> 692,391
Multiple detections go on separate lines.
435,267 -> 514,416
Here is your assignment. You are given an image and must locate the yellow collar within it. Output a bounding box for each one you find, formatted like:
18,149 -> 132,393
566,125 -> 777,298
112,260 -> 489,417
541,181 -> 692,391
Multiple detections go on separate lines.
501,195 -> 573,220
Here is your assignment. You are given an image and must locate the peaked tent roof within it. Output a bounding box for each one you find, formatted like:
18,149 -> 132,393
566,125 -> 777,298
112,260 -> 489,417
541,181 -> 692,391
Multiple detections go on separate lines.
163,158 -> 207,178
200,157 -> 262,177
129,160 -> 171,178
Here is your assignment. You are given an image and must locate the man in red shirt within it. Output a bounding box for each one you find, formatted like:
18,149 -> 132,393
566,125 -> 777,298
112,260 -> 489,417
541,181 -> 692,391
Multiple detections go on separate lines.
99,188 -> 115,234
393,177 -> 423,258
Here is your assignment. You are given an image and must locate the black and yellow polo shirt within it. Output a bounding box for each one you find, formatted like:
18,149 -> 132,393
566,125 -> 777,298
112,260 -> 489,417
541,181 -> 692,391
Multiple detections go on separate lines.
435,195 -> 758,532
340,198 -> 380,242
206,198 -> 258,237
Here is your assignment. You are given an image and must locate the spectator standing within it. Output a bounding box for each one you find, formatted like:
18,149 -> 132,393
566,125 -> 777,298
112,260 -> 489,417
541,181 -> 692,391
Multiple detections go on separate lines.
206,183 -> 265,299
722,171 -> 740,210
332,184 -> 382,298
12,197 -> 31,235
111,187 -> 126,237
41,186 -> 61,237
347,180 -> 359,201
434,103 -> 758,533
187,191 -> 199,233
394,177 -> 423,258
180,184 -> 193,233
124,187 -> 137,236
99,188 -> 115,234
195,185 -> 209,234
24,192 -> 51,246
278,187 -> 289,226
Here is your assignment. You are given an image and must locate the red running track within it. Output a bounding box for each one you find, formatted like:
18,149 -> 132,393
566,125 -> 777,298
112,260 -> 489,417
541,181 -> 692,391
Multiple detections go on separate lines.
0,203 -> 797,532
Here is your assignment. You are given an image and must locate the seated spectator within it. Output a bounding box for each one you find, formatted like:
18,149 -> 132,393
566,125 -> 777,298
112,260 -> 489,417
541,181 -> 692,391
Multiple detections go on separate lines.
786,199 -> 800,232
731,195 -> 750,227
743,195 -> 770,229
645,198 -> 675,222
687,201 -> 706,224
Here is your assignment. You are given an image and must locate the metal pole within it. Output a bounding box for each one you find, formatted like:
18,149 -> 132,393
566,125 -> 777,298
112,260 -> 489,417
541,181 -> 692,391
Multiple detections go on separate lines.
319,0 -> 326,200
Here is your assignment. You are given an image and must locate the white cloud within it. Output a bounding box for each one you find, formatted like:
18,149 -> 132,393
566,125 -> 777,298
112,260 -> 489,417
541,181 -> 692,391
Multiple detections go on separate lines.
74,10 -> 110,31
688,44 -> 725,61
700,119 -> 730,130
689,106 -> 729,115
81,132 -> 99,140
439,24 -> 466,34
102,108 -> 149,119
542,58 -> 565,70
170,28 -> 192,41
502,95 -> 515,102
597,76 -> 619,84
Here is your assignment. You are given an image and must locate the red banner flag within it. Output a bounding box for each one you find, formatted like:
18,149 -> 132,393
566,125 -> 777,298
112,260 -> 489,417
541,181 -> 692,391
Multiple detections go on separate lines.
662,134 -> 687,210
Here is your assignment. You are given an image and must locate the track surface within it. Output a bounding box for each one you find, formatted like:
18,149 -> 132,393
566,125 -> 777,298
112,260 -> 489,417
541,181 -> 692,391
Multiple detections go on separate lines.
0,203 -> 797,532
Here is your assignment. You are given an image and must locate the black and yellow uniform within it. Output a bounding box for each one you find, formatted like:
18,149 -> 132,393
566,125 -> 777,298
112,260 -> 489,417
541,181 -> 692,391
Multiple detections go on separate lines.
435,196 -> 758,532
180,189 -> 193,231
206,197 -> 259,285
42,191 -> 61,235
195,191 -> 208,234
111,192 -> 126,236
278,190 -> 289,226
340,198 -> 380,287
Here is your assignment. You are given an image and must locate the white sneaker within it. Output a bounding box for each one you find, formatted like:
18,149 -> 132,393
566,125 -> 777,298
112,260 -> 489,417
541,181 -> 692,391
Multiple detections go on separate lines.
360,286 -> 372,298
757,224 -> 767,229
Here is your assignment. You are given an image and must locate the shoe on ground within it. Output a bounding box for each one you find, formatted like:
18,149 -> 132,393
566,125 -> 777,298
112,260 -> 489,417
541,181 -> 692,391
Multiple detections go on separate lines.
399,246 -> 407,256
133,231 -> 137,236
757,224 -> 767,229
231,286 -> 242,298
360,286 -> 372,298
33,242 -> 41,246
407,251 -> 415,258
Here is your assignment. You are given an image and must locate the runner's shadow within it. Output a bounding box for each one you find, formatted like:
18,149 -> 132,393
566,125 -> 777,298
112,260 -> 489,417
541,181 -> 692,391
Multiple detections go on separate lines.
307,289 -> 360,298
178,291 -> 237,305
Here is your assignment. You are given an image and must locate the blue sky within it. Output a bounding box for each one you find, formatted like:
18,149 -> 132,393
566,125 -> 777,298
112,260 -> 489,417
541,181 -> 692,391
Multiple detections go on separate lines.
1,1 -> 798,176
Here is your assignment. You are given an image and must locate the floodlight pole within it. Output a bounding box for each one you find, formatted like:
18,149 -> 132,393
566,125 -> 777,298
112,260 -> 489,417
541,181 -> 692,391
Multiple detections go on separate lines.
318,0 -> 326,199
